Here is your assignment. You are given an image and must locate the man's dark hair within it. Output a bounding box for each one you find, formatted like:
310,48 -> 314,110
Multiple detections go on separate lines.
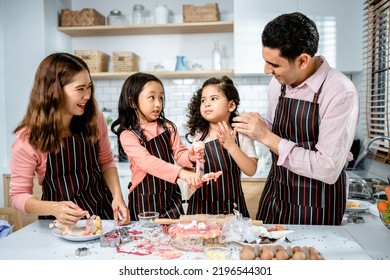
262,12 -> 319,62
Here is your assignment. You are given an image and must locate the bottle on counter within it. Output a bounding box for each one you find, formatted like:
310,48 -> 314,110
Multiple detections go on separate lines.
132,4 -> 145,24
211,41 -> 222,70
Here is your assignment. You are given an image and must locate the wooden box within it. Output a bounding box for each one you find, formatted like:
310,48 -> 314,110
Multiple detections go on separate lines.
112,51 -> 140,72
183,3 -> 220,23
74,50 -> 109,73
60,8 -> 105,27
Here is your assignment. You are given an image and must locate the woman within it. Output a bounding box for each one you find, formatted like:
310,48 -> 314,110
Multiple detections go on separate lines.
9,52 -> 129,226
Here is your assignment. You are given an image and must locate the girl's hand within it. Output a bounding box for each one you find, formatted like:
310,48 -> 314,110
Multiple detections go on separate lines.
217,121 -> 236,149
51,201 -> 89,226
178,168 -> 202,188
189,140 -> 205,163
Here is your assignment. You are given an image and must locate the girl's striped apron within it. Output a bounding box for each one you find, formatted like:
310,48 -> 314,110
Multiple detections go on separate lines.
128,125 -> 184,220
40,133 -> 114,220
256,82 -> 347,225
187,131 -> 250,217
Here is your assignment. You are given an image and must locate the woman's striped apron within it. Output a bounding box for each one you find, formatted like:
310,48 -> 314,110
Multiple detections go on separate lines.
256,82 -> 347,225
128,124 -> 184,220
187,131 -> 250,217
40,133 -> 114,220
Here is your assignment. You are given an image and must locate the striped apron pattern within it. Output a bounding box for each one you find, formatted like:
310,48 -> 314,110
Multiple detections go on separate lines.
40,133 -> 114,220
256,82 -> 347,225
128,124 -> 184,220
187,132 -> 250,217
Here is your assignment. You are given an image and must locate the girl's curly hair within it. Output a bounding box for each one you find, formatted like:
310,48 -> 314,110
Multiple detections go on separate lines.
185,75 -> 240,143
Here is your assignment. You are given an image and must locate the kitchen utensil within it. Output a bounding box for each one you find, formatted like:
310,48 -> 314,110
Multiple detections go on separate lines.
154,214 -> 263,226
348,178 -> 372,200
100,230 -> 120,247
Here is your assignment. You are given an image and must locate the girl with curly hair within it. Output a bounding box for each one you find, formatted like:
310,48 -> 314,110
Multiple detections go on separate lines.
185,76 -> 258,217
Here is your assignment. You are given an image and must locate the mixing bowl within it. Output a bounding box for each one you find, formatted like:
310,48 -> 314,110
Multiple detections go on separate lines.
138,211 -> 159,228
203,246 -> 231,260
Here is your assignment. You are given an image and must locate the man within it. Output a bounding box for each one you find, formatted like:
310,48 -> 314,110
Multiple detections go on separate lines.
232,12 -> 359,225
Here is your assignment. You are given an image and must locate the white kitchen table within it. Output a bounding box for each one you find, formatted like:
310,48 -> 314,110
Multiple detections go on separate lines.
0,212 -> 389,260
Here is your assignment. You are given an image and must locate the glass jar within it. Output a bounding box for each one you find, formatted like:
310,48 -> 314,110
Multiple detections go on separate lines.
211,41 -> 222,70
132,4 -> 145,24
107,9 -> 127,26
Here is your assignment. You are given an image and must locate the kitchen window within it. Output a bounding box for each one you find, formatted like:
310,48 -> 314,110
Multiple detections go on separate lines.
363,0 -> 390,163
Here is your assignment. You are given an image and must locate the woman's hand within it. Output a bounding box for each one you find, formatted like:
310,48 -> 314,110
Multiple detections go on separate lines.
51,201 -> 89,226
112,197 -> 130,226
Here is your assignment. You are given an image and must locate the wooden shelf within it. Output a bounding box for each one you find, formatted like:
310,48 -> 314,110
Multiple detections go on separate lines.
58,21 -> 233,37
90,69 -> 234,80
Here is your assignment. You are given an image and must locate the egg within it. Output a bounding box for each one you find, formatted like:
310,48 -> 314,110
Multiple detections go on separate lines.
261,245 -> 271,252
292,246 -> 302,253
308,246 -> 318,255
260,249 -> 274,260
308,247 -> 322,260
240,246 -> 256,260
275,249 -> 289,260
292,251 -> 306,260
274,245 -> 285,252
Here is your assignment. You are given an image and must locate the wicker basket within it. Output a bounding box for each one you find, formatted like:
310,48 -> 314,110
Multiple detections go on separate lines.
183,3 -> 220,23
61,8 -> 105,27
112,52 -> 139,72
74,50 -> 109,73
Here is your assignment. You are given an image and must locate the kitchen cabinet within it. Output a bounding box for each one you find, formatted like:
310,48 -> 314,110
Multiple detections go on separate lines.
241,178 -> 265,219
234,0 -> 363,75
57,21 -> 234,79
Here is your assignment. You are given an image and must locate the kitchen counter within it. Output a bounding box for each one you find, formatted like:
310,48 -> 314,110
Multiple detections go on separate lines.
0,212 -> 389,260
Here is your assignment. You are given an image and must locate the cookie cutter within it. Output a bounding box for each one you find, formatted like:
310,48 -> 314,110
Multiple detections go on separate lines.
75,247 -> 90,257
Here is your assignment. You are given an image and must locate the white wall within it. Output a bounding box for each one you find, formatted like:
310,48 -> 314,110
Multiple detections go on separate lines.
0,2 -> 6,169
0,0 -> 45,207
0,0 -> 71,206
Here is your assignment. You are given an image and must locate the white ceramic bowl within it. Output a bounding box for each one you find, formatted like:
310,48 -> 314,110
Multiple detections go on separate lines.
203,246 -> 231,260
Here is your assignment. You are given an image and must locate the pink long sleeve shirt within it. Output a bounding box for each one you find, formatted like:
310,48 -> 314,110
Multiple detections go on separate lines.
265,56 -> 359,184
9,110 -> 116,212
119,121 -> 194,190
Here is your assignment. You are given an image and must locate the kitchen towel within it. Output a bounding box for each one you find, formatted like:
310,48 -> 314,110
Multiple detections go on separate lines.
0,220 -> 12,239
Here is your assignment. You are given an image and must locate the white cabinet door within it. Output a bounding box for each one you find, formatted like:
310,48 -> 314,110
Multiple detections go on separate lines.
234,0 -> 363,75
299,0 -> 363,72
234,0 -> 298,75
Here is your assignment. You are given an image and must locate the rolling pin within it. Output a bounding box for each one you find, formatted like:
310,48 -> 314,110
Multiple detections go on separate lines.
154,214 -> 263,226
